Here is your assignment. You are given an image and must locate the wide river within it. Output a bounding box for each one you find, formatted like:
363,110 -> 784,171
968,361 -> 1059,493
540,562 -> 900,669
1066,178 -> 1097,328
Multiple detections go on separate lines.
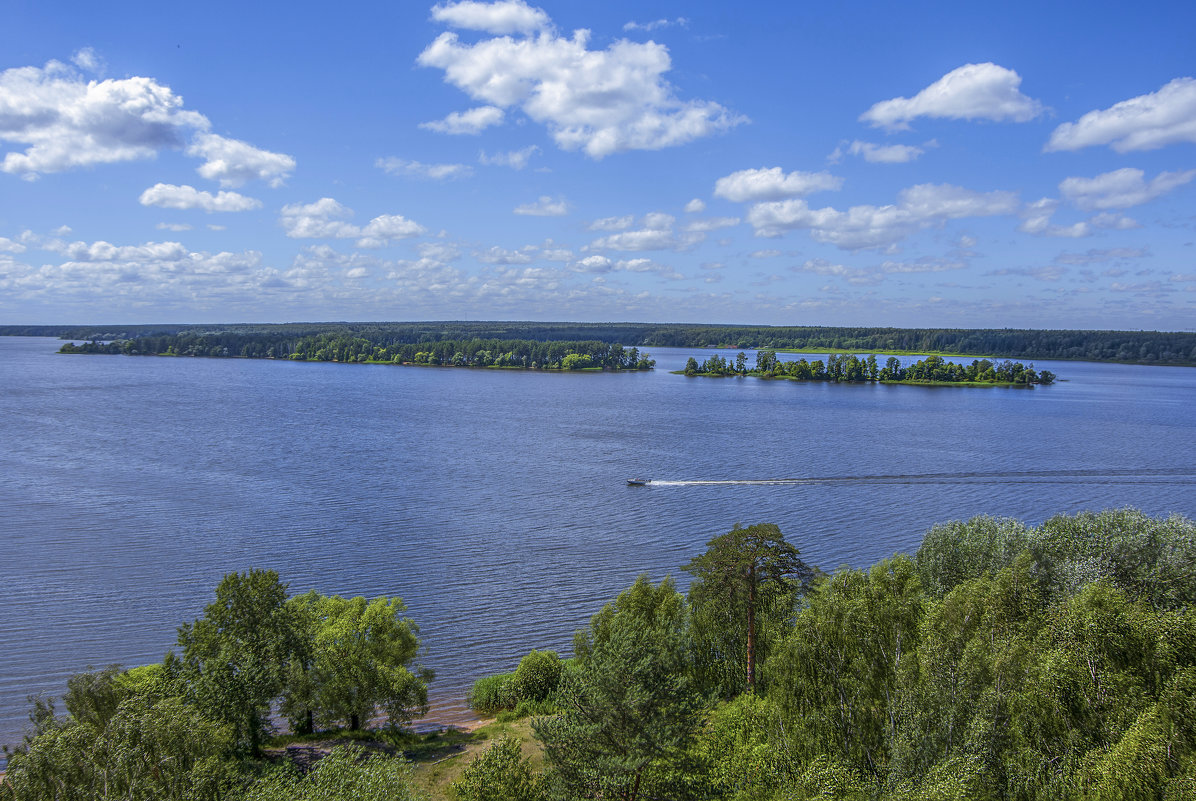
3,336 -> 1195,753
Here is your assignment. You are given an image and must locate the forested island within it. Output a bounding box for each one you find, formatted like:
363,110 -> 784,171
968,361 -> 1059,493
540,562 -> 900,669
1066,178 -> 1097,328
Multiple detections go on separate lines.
2,320 -> 1195,366
58,335 -> 656,372
4,508 -> 1194,800
680,351 -> 1057,386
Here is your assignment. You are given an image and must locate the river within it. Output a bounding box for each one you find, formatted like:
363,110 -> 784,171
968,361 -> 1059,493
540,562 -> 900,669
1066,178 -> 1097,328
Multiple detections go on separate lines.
3,336 -> 1194,753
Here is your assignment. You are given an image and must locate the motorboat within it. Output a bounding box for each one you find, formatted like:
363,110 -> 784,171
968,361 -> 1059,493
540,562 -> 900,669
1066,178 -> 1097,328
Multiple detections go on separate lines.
626,478 -> 652,486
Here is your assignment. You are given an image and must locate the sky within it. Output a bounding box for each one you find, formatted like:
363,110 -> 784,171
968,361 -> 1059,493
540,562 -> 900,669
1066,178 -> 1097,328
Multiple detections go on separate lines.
1,0 -> 1194,329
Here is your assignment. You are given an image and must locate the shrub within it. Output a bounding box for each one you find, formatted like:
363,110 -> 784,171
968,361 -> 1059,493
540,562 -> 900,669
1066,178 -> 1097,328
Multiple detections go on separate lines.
511,650 -> 563,702
468,672 -> 516,715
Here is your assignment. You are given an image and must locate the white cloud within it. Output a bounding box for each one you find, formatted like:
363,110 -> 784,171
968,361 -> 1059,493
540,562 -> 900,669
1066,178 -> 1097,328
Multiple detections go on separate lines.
420,105 -> 505,134
623,17 -> 689,33
587,212 -> 704,252
138,183 -> 262,212
71,48 -> 102,73
417,18 -> 745,157
156,222 -> 193,231
829,139 -> 925,163
747,183 -> 1018,249
376,156 -> 473,180
684,216 -> 739,232
1018,198 -> 1089,238
714,167 -> 842,202
684,198 -> 706,213
431,0 -> 550,35
280,198 -> 426,247
475,245 -> 535,264
0,59 -> 208,178
860,63 -> 1044,130
186,133 -> 294,188
479,144 -> 539,168
1046,77 -> 1196,152
1054,247 -> 1148,266
1089,212 -> 1141,230
0,237 -> 26,253
986,265 -> 1068,282
514,195 -> 568,215
589,215 -> 634,231
1059,167 -> 1196,210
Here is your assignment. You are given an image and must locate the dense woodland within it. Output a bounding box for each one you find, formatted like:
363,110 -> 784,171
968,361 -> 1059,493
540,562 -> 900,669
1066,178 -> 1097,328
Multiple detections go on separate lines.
3,321 -> 1195,366
683,351 -> 1057,385
58,335 -> 655,371
4,508 -> 1194,800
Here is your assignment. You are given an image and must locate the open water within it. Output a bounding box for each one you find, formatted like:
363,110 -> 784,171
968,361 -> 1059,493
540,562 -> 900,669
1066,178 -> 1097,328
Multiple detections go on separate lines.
3,335 -> 1195,753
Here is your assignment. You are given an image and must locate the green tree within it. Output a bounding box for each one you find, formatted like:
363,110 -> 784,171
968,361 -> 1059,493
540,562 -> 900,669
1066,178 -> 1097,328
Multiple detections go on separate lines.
511,650 -> 563,702
451,736 -> 549,801
683,523 -> 817,692
177,569 -> 304,753
534,576 -> 702,800
238,746 -> 421,801
282,593 -> 430,732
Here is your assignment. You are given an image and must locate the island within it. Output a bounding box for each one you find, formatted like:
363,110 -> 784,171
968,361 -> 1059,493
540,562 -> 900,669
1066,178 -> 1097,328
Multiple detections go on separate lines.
676,351 -> 1057,386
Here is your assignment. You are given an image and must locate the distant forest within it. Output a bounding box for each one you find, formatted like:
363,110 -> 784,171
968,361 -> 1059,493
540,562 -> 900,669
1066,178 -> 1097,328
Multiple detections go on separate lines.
4,321 -> 1196,366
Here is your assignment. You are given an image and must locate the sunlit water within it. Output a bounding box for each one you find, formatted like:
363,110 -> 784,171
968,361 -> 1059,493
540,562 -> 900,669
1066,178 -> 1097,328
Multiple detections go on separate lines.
3,336 -> 1195,754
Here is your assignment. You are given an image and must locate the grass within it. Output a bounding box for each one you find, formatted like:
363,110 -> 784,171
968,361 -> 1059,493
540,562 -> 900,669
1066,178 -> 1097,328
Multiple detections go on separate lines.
262,718 -> 545,801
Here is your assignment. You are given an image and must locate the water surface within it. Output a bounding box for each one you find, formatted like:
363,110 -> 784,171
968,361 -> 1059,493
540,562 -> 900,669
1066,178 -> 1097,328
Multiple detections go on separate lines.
3,337 -> 1194,751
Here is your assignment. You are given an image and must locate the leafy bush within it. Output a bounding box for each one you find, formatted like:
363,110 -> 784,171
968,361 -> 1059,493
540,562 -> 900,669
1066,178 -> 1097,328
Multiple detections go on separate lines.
468,672 -> 516,715
511,650 -> 563,702
496,698 -> 558,723
450,736 -> 548,801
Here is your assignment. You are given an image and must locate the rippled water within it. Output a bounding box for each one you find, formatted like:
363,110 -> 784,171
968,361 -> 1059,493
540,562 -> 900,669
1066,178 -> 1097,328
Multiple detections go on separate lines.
3,336 -> 1195,753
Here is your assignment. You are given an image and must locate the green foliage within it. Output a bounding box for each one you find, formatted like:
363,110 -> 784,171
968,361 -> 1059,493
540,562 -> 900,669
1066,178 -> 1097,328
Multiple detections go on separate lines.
281,593 -> 430,732
468,672 -> 517,716
534,575 -> 703,800
1,678 -> 235,801
450,736 -> 548,801
684,523 -> 818,696
177,568 -> 303,753
512,650 -> 563,702
236,746 -> 421,801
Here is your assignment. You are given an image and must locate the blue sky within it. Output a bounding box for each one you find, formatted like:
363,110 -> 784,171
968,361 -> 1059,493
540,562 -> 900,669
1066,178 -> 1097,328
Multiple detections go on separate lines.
1,0 -> 1194,328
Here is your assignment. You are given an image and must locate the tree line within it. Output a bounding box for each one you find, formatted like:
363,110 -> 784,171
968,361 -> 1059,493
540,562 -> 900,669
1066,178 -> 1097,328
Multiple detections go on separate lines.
58,335 -> 655,371
4,508 -> 1194,800
7,320 -> 1196,366
685,351 -> 1057,385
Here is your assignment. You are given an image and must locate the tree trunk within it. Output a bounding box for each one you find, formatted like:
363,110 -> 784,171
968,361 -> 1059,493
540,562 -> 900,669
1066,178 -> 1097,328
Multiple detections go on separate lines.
747,563 -> 757,692
350,712 -> 360,731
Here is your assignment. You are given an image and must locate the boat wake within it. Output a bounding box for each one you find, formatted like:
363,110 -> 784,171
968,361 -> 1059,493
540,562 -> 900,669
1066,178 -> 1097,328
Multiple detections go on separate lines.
644,467 -> 1196,487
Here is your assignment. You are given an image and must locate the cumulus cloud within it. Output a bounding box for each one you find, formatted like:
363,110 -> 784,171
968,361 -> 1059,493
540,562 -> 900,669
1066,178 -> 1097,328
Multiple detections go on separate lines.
420,105 -> 505,134
1059,167 -> 1196,210
747,183 -> 1019,249
156,222 -> 193,231
138,183 -> 262,212
479,144 -> 539,168
1054,247 -> 1149,266
71,47 -> 103,73
587,211 -> 705,252
1018,198 -> 1089,238
280,198 -> 426,247
623,18 -> 689,33
514,195 -> 568,215
418,8 -> 745,158
684,216 -> 739,232
475,245 -> 536,264
0,236 -> 27,253
684,198 -> 706,213
714,167 -> 842,203
860,63 -> 1044,130
829,139 -> 926,163
589,215 -> 634,231
186,133 -> 294,187
986,265 -> 1068,281
0,58 -> 208,178
376,156 -> 473,179
1089,212 -> 1141,230
431,0 -> 550,35
1046,77 -> 1196,152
